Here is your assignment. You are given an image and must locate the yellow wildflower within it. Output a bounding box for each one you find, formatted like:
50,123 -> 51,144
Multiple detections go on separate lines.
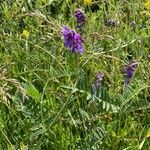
144,1 -> 150,10
84,0 -> 93,6
22,29 -> 29,39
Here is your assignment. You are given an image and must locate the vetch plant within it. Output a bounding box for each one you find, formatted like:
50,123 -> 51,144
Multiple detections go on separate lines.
1,0 -> 150,149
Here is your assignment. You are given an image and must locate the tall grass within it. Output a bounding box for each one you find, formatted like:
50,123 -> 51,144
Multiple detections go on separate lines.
0,0 -> 150,149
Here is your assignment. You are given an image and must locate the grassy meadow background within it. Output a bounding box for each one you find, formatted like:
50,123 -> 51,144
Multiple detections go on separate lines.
0,0 -> 150,149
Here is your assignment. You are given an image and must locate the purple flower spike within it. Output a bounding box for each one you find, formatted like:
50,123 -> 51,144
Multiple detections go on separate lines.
123,61 -> 138,85
95,72 -> 104,85
74,9 -> 86,28
61,26 -> 84,54
92,72 -> 104,94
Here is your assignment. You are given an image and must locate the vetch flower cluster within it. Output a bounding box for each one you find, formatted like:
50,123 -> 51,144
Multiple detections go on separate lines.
95,73 -> 104,87
123,61 -> 138,85
61,26 -> 84,54
92,72 -> 104,94
74,9 -> 86,28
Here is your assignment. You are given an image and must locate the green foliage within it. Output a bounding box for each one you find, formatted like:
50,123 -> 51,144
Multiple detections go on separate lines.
0,0 -> 150,149
25,83 -> 41,101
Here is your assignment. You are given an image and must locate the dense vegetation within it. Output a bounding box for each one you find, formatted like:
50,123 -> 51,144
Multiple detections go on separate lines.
0,0 -> 150,149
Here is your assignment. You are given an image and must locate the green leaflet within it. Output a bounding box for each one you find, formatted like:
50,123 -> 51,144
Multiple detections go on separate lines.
25,83 -> 41,101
